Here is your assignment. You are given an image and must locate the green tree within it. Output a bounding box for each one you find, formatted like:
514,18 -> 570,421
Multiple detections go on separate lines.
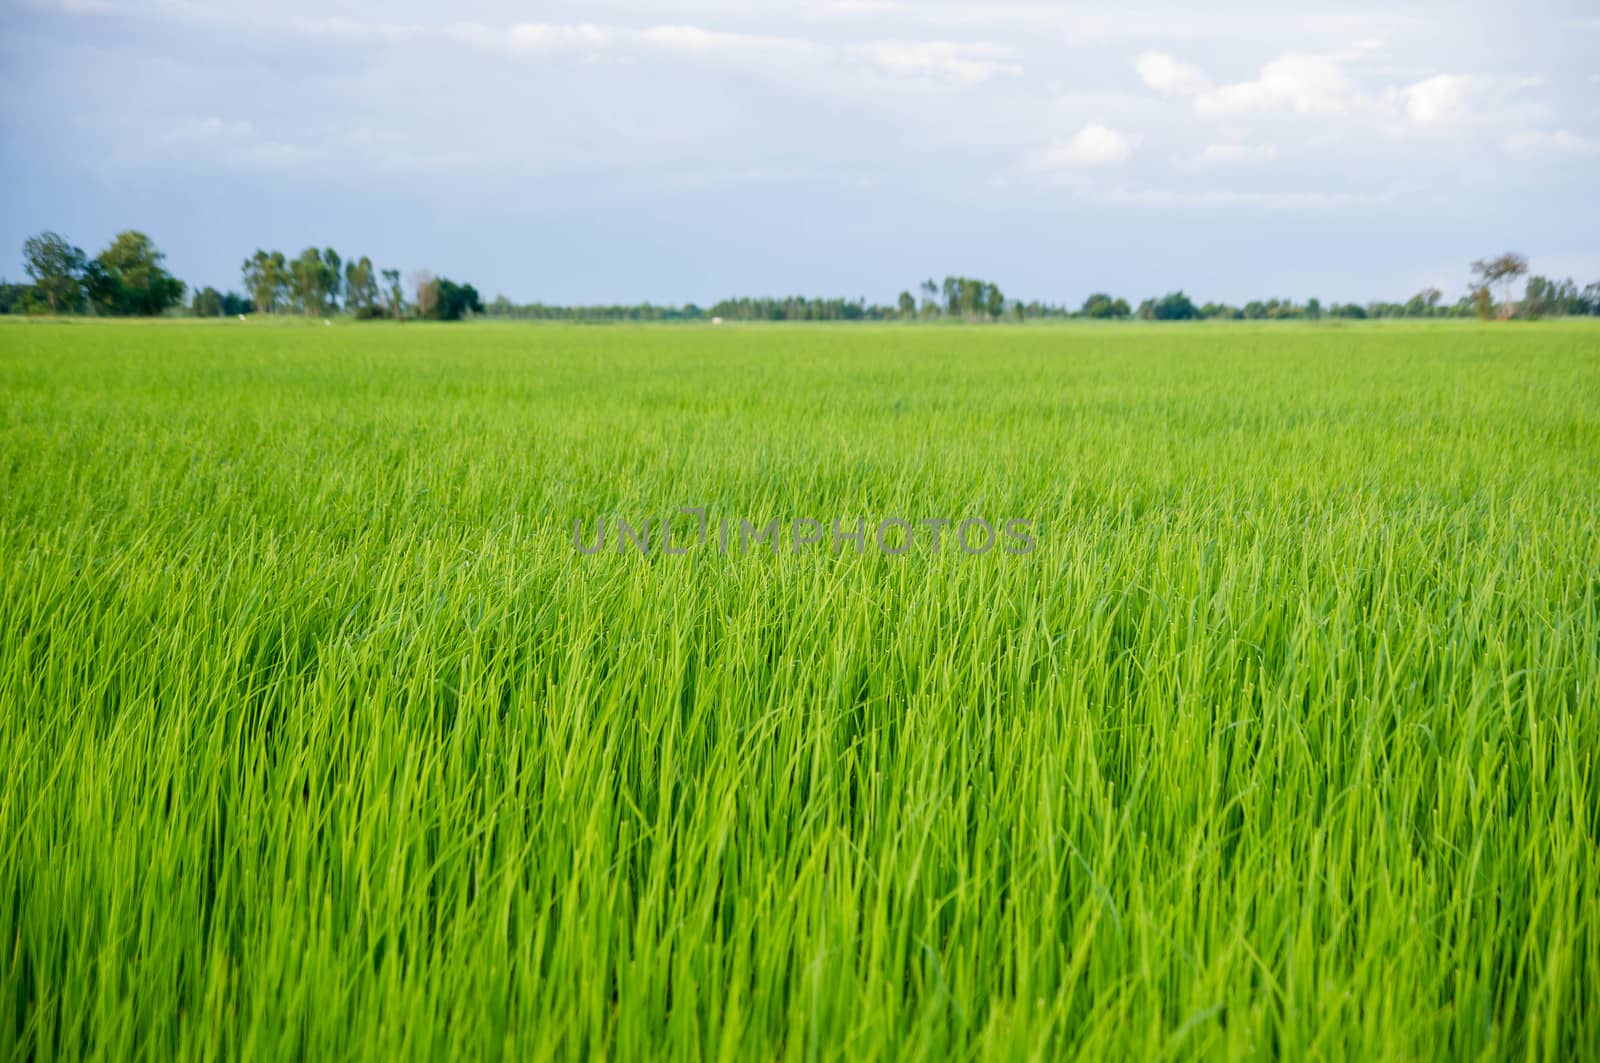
1582,282 -> 1600,316
290,247 -> 338,316
0,281 -> 47,315
983,283 -> 1005,320
87,231 -> 185,316
242,250 -> 289,313
1081,293 -> 1129,319
1522,276 -> 1581,318
382,269 -> 405,319
430,278 -> 484,321
345,256 -> 381,317
1471,286 -> 1493,321
897,291 -> 916,318
22,231 -> 87,314
1469,252 -> 1528,318
321,248 -> 343,311
191,286 -> 225,317
1138,291 -> 1198,321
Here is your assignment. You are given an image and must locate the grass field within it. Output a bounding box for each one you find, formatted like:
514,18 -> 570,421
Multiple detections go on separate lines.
2,318 -> 1598,1059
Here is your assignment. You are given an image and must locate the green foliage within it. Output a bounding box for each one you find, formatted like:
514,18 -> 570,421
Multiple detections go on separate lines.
384,270 -> 406,319
190,286 -> 225,317
707,295 -> 883,322
22,231 -> 87,314
289,246 -> 340,316
14,233 -> 1600,326
1473,286 -> 1494,321
1137,290 -> 1199,320
242,249 -> 290,313
435,278 -> 484,321
0,281 -> 47,315
82,230 -> 185,316
1521,275 -> 1591,318
2,320 -> 1597,1058
942,275 -> 1006,319
1081,292 -> 1131,319
188,289 -> 251,318
344,256 -> 381,317
1472,251 -> 1529,316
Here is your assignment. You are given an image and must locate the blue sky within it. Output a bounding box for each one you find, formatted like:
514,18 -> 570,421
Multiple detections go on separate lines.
2,0 -> 1597,307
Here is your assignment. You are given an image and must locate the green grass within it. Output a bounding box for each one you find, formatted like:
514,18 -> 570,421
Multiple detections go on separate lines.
1,318 -> 1597,1060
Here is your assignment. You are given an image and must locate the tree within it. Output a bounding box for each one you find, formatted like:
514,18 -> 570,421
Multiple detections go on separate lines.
383,269 -> 406,319
0,281 -> 46,315
1404,287 -> 1442,317
1138,291 -> 1198,321
345,256 -> 381,317
1305,298 -> 1322,320
1470,252 -> 1528,318
422,275 -> 476,321
321,248 -> 342,311
1081,293 -> 1130,319
1523,276 -> 1581,318
242,250 -> 289,313
983,282 -> 1005,319
22,231 -> 87,314
289,246 -> 341,316
897,291 -> 916,318
87,231 -> 184,316
1583,282 -> 1600,316
1522,276 -> 1555,318
191,286 -> 225,317
412,271 -> 437,319
1470,287 -> 1493,321
935,276 -> 1005,320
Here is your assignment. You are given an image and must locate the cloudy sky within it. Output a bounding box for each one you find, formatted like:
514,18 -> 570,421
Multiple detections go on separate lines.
2,0 -> 1597,306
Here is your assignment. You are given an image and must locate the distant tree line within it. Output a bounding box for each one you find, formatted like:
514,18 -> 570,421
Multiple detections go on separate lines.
3,230 -> 485,322
239,251 -> 481,321
7,235 -> 1599,323
4,231 -> 186,317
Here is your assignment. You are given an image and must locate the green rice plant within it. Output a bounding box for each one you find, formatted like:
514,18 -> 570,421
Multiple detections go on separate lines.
1,318 -> 1596,1060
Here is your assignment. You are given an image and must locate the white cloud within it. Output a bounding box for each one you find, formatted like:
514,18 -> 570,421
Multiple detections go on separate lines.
1195,53 -> 1359,116
502,23 -> 621,53
1400,74 -> 1475,125
1090,185 -> 1393,210
1042,123 -> 1138,167
296,17 -> 1021,87
490,22 -> 815,58
1136,48 -> 1496,132
854,41 -> 1022,85
1504,129 -> 1600,156
637,25 -> 816,55
1136,50 -> 1365,117
1135,52 -> 1210,96
1196,142 -> 1278,164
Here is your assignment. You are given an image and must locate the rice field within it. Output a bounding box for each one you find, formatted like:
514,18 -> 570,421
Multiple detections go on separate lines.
1,318 -> 1597,1059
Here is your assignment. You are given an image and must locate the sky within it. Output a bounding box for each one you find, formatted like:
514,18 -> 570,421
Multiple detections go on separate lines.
2,0 -> 1597,307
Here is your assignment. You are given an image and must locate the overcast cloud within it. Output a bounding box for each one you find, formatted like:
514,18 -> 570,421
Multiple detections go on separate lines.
1,0 -> 1596,304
